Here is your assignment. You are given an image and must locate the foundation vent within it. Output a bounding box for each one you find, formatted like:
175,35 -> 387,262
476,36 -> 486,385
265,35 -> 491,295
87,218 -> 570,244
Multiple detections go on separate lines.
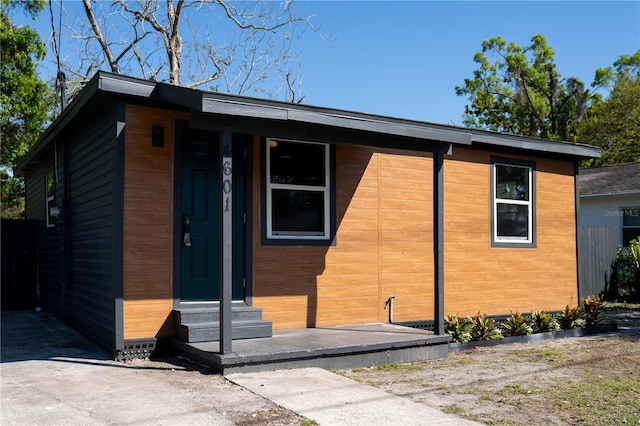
116,339 -> 157,361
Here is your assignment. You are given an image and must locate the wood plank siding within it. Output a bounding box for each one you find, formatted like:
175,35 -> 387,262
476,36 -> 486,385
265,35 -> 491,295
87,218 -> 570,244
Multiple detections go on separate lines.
443,147 -> 578,316
252,140 -> 435,329
122,105 -> 188,340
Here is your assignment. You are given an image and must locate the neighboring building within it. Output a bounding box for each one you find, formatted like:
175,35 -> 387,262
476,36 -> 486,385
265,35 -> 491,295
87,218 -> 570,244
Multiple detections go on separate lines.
16,72 -> 599,359
579,163 -> 640,247
577,163 -> 640,299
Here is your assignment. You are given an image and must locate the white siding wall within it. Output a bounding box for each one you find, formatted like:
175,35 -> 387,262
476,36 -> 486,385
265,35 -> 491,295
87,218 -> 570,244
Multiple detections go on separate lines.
579,194 -> 640,246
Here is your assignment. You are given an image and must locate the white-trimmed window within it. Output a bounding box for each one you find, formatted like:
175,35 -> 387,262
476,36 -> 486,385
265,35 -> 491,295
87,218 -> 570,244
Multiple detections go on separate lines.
45,172 -> 56,228
622,207 -> 640,247
266,138 -> 330,240
491,158 -> 536,247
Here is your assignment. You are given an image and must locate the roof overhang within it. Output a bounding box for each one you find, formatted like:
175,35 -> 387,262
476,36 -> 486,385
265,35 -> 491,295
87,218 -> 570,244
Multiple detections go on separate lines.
470,131 -> 601,159
16,71 -> 601,176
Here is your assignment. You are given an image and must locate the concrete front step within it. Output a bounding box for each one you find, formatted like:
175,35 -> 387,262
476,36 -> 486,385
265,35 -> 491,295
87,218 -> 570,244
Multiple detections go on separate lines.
174,305 -> 273,343
176,306 -> 265,324
177,320 -> 273,343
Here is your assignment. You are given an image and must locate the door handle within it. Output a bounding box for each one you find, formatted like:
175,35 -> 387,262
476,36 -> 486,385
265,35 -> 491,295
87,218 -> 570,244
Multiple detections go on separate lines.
183,215 -> 192,247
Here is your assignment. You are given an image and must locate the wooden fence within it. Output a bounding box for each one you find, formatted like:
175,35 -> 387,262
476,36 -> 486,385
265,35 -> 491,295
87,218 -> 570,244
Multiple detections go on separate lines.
578,226 -> 618,299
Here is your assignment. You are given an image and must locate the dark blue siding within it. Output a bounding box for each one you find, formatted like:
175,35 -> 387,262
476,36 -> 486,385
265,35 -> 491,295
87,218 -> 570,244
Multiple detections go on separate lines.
25,154 -> 64,312
24,102 -> 119,353
64,105 -> 118,350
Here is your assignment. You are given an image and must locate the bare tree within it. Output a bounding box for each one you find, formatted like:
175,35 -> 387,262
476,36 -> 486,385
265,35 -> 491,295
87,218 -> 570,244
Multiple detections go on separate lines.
55,0 -> 321,102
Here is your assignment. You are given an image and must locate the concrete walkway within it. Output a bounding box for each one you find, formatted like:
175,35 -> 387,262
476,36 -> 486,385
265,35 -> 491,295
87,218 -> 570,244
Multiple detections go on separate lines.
228,368 -> 481,425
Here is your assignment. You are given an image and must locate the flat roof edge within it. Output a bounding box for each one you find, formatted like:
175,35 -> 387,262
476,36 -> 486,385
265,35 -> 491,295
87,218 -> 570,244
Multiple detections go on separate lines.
201,96 -> 473,145
471,132 -> 601,159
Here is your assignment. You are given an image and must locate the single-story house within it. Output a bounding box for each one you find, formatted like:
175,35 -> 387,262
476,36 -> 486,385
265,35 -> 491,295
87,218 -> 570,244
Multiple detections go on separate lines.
16,72 -> 600,359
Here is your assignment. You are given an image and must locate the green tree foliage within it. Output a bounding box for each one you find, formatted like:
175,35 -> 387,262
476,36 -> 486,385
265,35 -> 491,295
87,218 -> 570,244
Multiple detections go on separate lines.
577,51 -> 640,166
455,34 -> 590,141
1,0 -> 49,218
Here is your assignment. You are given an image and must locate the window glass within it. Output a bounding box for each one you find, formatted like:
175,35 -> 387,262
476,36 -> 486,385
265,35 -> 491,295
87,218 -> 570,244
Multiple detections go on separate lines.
45,172 -> 56,228
492,158 -> 535,246
622,209 -> 640,227
266,139 -> 330,240
622,208 -> 640,246
270,141 -> 325,186
46,174 -> 54,198
496,203 -> 529,238
272,190 -> 324,235
496,165 -> 529,201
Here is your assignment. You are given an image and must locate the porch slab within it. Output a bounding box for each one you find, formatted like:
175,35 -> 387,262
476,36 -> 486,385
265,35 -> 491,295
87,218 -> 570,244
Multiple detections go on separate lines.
167,322 -> 451,375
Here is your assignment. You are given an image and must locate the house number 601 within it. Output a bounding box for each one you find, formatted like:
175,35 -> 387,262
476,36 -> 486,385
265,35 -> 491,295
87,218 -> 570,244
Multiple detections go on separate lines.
223,159 -> 232,212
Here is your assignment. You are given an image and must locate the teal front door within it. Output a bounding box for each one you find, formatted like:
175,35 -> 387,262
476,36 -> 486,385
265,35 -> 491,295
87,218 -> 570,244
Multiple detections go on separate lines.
179,128 -> 245,301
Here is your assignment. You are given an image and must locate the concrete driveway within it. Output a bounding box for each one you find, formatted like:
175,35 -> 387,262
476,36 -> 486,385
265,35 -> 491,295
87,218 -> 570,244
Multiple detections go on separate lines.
1,310 -> 237,425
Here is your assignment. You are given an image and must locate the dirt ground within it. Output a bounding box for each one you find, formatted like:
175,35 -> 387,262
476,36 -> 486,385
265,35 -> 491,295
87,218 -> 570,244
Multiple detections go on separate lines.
338,308 -> 640,425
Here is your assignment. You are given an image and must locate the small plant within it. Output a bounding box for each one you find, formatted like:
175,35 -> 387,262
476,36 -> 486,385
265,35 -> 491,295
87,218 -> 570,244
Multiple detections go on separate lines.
500,311 -> 533,336
581,294 -> 604,326
556,305 -> 586,330
445,314 -> 473,343
530,310 -> 561,333
470,312 -> 503,341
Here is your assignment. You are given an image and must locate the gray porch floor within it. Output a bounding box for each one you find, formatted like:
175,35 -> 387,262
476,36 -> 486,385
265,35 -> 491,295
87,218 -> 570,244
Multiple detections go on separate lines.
167,322 -> 451,375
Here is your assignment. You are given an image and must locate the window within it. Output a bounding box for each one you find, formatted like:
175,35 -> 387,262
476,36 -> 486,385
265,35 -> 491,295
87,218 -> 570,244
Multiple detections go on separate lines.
491,157 -> 536,247
266,139 -> 331,240
45,172 -> 56,228
622,207 -> 640,246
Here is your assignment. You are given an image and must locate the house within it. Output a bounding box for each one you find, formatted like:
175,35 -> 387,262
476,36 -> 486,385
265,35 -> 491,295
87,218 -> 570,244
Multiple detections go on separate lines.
579,163 -> 640,247
16,72 -> 600,360
577,163 -> 640,297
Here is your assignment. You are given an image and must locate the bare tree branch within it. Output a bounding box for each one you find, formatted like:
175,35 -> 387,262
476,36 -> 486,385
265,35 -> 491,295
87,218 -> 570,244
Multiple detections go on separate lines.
81,0 -> 118,73
57,0 -> 325,101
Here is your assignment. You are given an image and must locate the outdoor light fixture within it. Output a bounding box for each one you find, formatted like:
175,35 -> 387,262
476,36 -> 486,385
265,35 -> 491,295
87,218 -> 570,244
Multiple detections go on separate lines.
152,125 -> 164,147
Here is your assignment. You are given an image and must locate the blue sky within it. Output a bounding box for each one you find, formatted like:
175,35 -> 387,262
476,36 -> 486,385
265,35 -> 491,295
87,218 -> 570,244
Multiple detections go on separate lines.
13,1 -> 640,126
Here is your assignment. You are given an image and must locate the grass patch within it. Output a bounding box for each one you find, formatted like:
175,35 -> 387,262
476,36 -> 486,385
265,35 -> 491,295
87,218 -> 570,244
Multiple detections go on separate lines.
505,346 -> 567,363
373,363 -> 422,372
442,404 -> 465,415
550,375 -> 640,424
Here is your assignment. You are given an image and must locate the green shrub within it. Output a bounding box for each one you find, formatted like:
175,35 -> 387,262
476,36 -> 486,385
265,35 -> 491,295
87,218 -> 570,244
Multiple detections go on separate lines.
580,294 -> 604,326
556,305 -> 586,330
501,311 -> 533,336
445,314 -> 473,343
530,310 -> 561,333
611,238 -> 640,301
470,312 -> 503,341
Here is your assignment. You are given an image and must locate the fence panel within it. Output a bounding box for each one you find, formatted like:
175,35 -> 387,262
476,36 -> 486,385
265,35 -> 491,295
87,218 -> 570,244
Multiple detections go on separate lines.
578,226 -> 618,299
